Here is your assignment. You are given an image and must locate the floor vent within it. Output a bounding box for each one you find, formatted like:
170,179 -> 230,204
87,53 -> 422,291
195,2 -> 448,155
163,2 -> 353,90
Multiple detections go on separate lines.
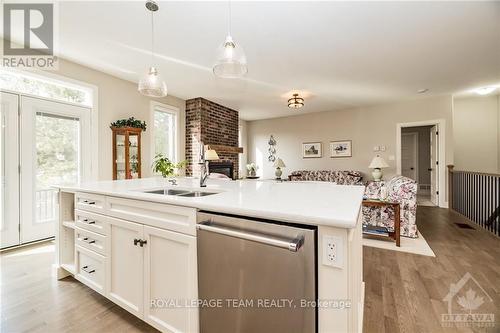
455,223 -> 475,230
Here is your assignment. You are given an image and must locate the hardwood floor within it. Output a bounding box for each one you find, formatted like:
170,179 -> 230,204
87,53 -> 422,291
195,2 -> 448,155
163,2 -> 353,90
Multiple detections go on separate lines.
363,207 -> 500,333
1,207 -> 499,332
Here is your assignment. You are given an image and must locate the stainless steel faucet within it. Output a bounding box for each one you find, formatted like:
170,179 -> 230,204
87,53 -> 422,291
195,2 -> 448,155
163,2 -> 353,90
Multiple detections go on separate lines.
199,141 -> 209,187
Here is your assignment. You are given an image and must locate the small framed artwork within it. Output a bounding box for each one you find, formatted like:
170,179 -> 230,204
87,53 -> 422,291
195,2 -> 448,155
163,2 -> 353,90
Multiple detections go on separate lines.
302,142 -> 322,158
330,140 -> 352,158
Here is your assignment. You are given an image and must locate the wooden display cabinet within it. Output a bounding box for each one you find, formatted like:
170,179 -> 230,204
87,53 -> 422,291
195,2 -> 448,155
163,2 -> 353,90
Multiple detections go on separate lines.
111,126 -> 142,180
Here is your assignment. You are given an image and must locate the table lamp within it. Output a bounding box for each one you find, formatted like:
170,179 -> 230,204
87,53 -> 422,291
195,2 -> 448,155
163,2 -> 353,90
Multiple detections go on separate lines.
273,158 -> 286,180
369,155 -> 389,181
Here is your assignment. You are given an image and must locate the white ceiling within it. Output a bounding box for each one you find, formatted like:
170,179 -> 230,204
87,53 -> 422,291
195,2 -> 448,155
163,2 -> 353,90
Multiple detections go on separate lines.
43,2 -> 500,119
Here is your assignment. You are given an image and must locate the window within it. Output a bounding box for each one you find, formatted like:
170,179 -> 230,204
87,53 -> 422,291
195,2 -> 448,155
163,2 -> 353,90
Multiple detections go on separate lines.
0,70 -> 92,107
152,103 -> 178,161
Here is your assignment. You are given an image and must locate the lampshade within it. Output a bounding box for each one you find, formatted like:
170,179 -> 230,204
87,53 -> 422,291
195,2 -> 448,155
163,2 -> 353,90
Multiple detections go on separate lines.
369,155 -> 389,169
213,35 -> 248,78
204,149 -> 219,161
138,66 -> 168,97
273,158 -> 286,168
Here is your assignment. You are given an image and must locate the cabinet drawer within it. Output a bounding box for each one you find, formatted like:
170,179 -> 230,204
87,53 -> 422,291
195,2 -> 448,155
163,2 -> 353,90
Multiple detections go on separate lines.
75,209 -> 109,236
105,196 -> 197,236
75,192 -> 105,213
75,227 -> 106,256
75,245 -> 106,295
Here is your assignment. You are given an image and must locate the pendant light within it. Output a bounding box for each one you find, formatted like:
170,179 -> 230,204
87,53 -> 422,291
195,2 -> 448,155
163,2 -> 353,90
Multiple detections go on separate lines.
138,1 -> 168,97
213,1 -> 248,78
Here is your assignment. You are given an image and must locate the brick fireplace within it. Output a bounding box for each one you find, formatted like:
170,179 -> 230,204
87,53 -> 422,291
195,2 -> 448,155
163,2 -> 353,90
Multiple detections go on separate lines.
185,97 -> 242,179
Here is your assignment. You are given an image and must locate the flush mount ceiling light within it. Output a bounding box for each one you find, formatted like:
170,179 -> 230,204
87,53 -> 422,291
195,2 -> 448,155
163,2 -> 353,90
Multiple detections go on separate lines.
213,1 -> 248,78
288,93 -> 304,109
474,86 -> 498,96
138,0 -> 168,97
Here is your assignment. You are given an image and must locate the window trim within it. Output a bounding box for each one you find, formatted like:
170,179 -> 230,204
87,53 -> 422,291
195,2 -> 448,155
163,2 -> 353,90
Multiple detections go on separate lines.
150,101 -> 180,164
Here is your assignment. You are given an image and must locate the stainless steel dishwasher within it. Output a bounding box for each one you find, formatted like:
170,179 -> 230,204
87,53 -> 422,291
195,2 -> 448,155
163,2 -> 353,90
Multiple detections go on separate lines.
197,211 -> 316,333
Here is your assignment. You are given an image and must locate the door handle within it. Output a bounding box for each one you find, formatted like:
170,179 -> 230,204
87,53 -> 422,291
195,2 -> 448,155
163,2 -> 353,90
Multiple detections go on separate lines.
410,167 -> 414,170
428,168 -> 433,171
197,221 -> 304,252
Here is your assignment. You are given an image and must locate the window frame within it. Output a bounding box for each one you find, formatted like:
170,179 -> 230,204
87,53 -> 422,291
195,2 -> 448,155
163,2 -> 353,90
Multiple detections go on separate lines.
150,101 -> 180,164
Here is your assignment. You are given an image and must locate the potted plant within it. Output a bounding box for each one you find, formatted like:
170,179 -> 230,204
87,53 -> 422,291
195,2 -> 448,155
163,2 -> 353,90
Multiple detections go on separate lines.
110,117 -> 147,131
152,154 -> 186,178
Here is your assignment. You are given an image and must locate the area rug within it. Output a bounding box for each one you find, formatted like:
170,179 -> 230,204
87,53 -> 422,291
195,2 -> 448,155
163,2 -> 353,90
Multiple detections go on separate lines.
362,233 -> 435,257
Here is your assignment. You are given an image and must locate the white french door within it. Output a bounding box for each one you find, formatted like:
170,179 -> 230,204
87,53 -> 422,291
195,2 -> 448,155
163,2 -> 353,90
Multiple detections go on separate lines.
20,96 -> 91,244
0,93 -> 91,248
0,92 -> 20,248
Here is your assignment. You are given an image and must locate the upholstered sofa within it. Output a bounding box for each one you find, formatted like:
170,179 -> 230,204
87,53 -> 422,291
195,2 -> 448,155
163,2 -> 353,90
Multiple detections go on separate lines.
288,170 -> 418,238
363,175 -> 418,238
288,170 -> 364,185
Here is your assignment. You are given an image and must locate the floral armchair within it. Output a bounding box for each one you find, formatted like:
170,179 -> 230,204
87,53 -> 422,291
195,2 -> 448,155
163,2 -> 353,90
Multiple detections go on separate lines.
363,175 -> 418,238
288,170 -> 363,185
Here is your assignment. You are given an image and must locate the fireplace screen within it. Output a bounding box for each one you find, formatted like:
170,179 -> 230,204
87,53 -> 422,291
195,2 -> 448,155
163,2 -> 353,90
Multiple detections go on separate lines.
208,161 -> 234,180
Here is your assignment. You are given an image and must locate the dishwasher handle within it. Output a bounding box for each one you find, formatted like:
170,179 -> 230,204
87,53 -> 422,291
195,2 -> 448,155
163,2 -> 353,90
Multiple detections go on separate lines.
197,221 -> 304,252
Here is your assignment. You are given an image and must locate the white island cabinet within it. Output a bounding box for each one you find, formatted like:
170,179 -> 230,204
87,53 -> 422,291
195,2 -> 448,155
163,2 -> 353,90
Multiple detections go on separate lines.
55,177 -> 365,333
56,190 -> 199,333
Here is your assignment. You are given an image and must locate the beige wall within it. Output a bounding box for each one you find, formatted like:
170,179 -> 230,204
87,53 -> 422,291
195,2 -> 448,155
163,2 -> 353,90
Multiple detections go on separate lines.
247,96 -> 453,184
239,119 -> 249,177
453,95 -> 500,174
54,58 -> 186,180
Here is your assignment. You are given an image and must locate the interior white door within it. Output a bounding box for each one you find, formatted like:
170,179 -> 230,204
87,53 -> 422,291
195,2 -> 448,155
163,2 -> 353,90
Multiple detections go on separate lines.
0,92 -> 20,249
20,96 -> 91,243
430,125 -> 439,205
401,132 -> 418,181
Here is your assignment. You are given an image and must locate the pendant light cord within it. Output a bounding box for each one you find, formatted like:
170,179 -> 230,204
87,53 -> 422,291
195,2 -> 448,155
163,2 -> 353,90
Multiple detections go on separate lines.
227,0 -> 231,36
150,9 -> 154,67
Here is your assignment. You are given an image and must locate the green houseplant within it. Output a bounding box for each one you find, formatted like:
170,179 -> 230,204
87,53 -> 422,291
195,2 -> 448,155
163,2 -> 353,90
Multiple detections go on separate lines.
110,117 -> 147,131
152,154 -> 186,177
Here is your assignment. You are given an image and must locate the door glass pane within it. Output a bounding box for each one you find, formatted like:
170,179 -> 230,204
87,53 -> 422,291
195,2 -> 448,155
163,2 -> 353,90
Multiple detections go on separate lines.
0,109 -> 5,230
35,112 -> 79,224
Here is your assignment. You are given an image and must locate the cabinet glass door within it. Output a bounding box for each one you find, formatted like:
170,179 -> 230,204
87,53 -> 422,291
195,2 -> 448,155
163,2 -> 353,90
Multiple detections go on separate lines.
129,133 -> 139,179
116,134 -> 126,180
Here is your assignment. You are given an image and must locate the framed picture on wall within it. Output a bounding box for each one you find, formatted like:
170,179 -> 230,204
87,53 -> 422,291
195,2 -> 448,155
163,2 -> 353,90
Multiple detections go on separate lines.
330,140 -> 352,158
302,142 -> 322,158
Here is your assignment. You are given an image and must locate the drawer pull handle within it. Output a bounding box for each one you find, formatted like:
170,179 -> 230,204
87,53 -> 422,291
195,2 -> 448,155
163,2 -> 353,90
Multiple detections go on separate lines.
82,265 -> 95,274
139,239 -> 147,247
82,200 -> 96,205
134,238 -> 140,246
81,219 -> 96,225
82,237 -> 96,244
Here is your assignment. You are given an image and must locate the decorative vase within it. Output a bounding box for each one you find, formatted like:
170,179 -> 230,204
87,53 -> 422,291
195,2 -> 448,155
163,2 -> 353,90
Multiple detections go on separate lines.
248,169 -> 256,177
275,167 -> 282,179
372,168 -> 383,181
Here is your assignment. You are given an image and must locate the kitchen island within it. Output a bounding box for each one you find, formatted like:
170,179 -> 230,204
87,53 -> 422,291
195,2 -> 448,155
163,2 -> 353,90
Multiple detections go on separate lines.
55,177 -> 365,333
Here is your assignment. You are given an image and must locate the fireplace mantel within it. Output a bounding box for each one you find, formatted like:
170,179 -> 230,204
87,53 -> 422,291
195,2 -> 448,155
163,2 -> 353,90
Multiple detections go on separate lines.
207,144 -> 243,154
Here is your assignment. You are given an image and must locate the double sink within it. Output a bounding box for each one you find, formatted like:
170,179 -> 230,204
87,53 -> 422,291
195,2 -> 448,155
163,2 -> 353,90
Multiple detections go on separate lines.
143,188 -> 218,197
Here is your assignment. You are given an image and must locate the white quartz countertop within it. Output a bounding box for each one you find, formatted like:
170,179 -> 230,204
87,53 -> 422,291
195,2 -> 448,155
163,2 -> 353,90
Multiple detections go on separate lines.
57,177 -> 365,228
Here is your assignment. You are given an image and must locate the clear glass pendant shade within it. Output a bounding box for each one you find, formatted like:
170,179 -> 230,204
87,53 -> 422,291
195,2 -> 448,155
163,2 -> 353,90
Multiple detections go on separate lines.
213,35 -> 248,78
138,66 -> 167,97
